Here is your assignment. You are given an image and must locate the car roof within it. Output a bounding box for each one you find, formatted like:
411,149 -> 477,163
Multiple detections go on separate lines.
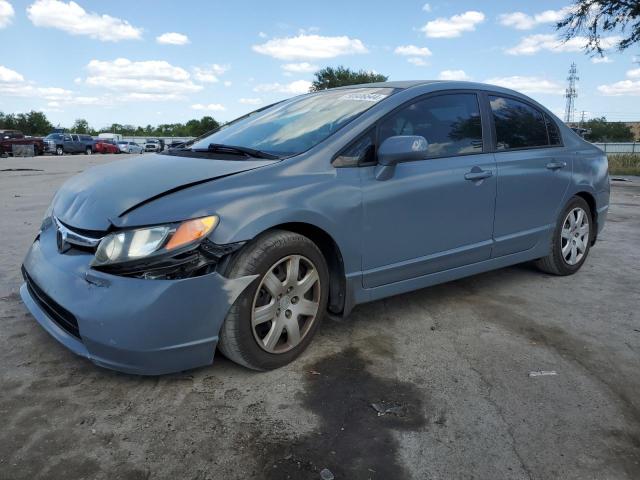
330,80 -> 558,117
331,80 -> 532,97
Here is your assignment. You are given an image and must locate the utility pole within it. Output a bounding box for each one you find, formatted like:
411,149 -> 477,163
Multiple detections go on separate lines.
580,110 -> 586,127
564,63 -> 579,124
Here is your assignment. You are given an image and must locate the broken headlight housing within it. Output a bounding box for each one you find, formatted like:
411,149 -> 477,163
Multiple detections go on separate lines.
91,216 -> 228,279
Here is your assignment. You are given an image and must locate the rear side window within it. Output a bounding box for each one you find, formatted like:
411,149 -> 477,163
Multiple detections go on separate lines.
379,93 -> 483,159
489,96 -> 548,150
545,114 -> 562,146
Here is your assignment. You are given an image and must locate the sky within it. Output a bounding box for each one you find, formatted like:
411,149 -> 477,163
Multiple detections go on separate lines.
0,0 -> 639,129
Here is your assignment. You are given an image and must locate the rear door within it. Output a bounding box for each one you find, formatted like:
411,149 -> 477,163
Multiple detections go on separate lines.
70,134 -> 82,152
487,94 -> 572,257
360,91 -> 497,288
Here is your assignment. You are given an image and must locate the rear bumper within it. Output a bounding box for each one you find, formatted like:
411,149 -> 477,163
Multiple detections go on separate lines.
20,225 -> 255,375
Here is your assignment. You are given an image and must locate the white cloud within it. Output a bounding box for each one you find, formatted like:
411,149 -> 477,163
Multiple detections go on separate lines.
156,32 -> 189,45
598,68 -> 640,96
281,62 -> 319,73
394,45 -> 432,57
506,33 -> 621,55
0,64 -> 102,106
0,0 -> 14,28
592,56 -> 613,64
254,80 -> 312,95
626,68 -> 640,79
421,11 -> 485,38
223,80 -> 232,87
239,97 -> 262,105
84,58 -> 202,101
253,34 -> 368,60
258,31 -> 267,38
438,69 -> 471,81
485,76 -> 564,94
422,3 -> 431,12
498,7 -> 571,30
193,64 -> 229,83
408,57 -> 428,67
0,65 -> 23,83
27,0 -> 142,42
191,103 -> 226,111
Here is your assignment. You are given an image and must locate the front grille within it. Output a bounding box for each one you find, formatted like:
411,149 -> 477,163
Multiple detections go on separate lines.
22,266 -> 81,339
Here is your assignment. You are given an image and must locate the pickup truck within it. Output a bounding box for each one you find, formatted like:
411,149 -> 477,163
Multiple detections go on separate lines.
0,130 -> 45,156
44,133 -> 95,155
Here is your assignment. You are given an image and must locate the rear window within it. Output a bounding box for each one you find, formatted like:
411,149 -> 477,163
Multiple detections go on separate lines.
489,96 -> 548,150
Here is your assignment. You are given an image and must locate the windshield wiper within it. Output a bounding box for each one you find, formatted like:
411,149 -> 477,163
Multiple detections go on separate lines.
192,143 -> 279,159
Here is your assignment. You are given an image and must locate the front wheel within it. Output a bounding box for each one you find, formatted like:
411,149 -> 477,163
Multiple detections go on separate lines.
56,146 -> 63,156
85,147 -> 92,155
536,196 -> 592,275
218,230 -> 329,370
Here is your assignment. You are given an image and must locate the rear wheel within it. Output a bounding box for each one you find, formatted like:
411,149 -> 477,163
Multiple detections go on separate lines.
218,230 -> 329,370
85,146 -> 92,155
536,196 -> 592,275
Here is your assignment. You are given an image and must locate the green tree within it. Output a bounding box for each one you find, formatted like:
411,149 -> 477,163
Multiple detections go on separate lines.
583,117 -> 634,142
310,66 -> 388,92
72,118 -> 91,134
198,116 -> 220,136
557,0 -> 640,53
0,110 -> 52,135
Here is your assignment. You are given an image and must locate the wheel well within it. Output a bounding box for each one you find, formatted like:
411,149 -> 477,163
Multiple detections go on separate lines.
574,191 -> 598,243
270,222 -> 346,314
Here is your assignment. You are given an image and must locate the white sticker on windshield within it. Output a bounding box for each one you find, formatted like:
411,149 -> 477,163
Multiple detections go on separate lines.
339,93 -> 388,102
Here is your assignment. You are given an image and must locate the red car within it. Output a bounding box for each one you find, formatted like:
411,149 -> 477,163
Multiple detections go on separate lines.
94,139 -> 120,154
0,130 -> 44,156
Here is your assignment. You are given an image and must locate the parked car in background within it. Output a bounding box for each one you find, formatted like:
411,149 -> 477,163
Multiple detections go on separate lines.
94,139 -> 120,154
117,141 -> 144,154
144,139 -> 163,152
44,133 -> 95,155
0,130 -> 44,156
168,140 -> 185,150
20,81 -> 609,375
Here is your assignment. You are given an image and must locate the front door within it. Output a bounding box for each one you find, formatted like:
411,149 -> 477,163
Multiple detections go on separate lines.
360,92 -> 497,288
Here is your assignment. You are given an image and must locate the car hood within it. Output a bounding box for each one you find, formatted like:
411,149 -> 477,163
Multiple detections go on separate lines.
52,153 -> 277,231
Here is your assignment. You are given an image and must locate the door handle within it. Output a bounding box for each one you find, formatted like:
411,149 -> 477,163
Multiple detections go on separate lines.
546,161 -> 567,170
464,170 -> 493,181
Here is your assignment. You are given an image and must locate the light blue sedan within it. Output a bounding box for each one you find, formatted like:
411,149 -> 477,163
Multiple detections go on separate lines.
21,81 -> 609,374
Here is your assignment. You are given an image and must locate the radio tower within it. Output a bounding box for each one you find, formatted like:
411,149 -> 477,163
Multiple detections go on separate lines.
564,63 -> 579,123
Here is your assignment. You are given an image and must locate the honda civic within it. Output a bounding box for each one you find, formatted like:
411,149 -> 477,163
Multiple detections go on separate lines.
20,81 -> 610,374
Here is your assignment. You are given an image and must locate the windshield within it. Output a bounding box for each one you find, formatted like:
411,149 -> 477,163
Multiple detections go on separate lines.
190,87 -> 393,157
45,134 -> 62,140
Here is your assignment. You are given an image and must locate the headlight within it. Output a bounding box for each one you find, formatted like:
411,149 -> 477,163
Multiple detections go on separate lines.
92,215 -> 218,267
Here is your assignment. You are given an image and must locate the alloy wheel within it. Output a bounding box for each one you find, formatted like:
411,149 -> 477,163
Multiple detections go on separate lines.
251,254 -> 321,354
561,207 -> 589,265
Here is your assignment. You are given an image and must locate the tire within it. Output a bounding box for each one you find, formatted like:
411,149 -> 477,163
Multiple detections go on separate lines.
218,230 -> 330,370
56,146 -> 64,156
85,146 -> 92,155
535,196 -> 593,276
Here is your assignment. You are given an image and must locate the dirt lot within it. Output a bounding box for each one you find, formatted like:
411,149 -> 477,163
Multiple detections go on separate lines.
1,154 -> 639,480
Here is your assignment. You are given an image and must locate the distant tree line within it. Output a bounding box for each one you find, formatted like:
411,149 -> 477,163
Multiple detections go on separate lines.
581,117 -> 635,142
0,111 -> 221,138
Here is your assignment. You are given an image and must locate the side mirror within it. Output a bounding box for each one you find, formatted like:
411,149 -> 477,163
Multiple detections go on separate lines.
375,135 -> 429,180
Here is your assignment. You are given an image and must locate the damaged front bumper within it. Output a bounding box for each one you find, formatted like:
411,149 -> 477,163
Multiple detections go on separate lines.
20,225 -> 255,375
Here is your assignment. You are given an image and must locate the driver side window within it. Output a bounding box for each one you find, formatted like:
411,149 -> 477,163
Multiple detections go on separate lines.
378,93 -> 483,159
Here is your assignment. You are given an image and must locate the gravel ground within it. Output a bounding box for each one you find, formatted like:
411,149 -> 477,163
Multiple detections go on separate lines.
1,154 -> 639,480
